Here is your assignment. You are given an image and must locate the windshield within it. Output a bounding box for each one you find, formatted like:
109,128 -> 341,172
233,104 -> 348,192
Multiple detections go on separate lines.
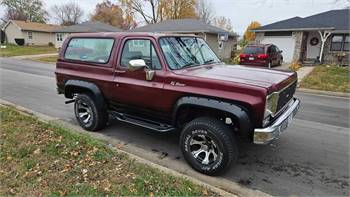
159,37 -> 220,70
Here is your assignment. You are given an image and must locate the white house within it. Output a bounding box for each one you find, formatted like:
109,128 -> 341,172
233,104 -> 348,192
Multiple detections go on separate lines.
54,21 -> 123,48
1,20 -> 60,46
1,20 -> 123,48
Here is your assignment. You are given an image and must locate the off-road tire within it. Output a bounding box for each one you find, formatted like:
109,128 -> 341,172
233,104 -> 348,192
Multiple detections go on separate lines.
74,93 -> 107,131
180,117 -> 238,175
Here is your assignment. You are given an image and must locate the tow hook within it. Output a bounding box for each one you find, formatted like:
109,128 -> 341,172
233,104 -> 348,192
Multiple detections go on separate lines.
65,99 -> 75,104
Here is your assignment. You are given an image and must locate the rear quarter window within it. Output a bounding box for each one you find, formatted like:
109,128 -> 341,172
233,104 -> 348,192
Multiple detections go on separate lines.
64,38 -> 115,64
243,46 -> 264,54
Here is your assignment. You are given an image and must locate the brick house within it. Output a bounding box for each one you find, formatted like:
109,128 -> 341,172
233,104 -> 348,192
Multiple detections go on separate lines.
252,9 -> 349,65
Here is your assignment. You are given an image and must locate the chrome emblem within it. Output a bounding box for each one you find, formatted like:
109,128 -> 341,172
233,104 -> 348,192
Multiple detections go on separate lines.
170,81 -> 186,87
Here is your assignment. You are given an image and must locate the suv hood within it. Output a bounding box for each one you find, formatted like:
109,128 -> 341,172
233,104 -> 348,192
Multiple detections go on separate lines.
173,64 -> 296,91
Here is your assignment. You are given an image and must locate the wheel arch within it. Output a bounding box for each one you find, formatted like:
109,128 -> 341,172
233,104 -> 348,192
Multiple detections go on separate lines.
172,96 -> 253,136
64,80 -> 105,106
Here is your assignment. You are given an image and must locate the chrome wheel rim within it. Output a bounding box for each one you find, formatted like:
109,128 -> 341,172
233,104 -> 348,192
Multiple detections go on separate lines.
189,132 -> 220,165
77,100 -> 92,124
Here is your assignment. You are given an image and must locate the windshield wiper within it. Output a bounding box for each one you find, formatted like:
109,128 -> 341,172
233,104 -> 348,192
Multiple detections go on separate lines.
204,59 -> 215,64
204,59 -> 220,65
182,62 -> 199,69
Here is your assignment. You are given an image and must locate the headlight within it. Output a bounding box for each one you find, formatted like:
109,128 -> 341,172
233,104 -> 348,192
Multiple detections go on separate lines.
263,92 -> 279,126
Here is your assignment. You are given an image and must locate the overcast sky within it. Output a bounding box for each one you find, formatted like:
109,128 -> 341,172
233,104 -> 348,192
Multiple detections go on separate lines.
1,0 -> 349,35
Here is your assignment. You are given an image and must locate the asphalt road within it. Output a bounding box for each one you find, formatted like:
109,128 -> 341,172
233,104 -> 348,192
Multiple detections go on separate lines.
1,57 -> 349,196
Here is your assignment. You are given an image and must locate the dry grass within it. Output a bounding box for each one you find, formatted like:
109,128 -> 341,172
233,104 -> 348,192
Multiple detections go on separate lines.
0,44 -> 57,57
300,65 -> 350,93
289,62 -> 302,71
0,106 -> 217,196
30,55 -> 58,63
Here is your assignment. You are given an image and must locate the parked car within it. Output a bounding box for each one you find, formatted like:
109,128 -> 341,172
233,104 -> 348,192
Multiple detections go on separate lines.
239,44 -> 283,68
55,33 -> 300,175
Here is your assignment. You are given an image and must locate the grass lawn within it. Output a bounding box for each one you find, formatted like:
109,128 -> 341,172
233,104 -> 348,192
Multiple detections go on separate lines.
30,55 -> 58,63
0,106 -> 216,196
0,44 -> 58,57
300,65 -> 350,93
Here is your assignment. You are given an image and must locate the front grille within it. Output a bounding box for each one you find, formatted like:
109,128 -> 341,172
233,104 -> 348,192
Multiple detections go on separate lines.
276,81 -> 297,113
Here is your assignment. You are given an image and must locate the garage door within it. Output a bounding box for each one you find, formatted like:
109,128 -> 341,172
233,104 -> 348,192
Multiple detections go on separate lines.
261,36 -> 296,62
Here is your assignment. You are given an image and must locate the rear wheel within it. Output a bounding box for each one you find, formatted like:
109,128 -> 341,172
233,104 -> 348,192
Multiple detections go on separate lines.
74,93 -> 107,131
180,117 -> 238,175
278,59 -> 282,66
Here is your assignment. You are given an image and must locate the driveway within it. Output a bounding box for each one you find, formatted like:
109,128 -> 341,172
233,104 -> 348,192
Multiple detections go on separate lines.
0,58 -> 349,196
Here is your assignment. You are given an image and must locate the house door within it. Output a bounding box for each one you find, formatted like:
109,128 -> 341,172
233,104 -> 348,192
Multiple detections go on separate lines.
306,31 -> 321,60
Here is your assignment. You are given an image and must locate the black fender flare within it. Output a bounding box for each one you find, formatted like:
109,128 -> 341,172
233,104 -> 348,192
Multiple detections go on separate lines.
64,80 -> 105,106
172,96 -> 252,134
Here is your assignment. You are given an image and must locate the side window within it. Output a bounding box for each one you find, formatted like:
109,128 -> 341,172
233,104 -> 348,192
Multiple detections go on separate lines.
64,38 -> 114,64
275,46 -> 280,52
120,39 -> 162,70
267,46 -> 272,54
271,46 -> 277,53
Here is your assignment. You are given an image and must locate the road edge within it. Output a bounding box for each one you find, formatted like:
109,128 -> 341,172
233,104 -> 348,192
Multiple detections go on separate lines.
297,88 -> 350,98
0,99 -> 271,197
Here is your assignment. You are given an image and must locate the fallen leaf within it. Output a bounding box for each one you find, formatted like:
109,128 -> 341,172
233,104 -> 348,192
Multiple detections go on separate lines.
33,148 -> 41,154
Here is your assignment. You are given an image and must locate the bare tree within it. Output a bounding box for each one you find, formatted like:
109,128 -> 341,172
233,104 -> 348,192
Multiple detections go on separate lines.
196,0 -> 214,24
51,2 -> 84,26
213,16 -> 233,32
1,0 -> 47,23
120,0 -> 160,24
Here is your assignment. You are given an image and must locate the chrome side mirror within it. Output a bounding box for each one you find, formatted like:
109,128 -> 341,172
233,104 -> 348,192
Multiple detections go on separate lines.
145,69 -> 155,81
128,59 -> 146,71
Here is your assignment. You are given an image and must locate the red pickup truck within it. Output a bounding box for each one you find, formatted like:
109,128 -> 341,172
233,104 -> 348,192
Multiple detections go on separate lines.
55,32 -> 300,175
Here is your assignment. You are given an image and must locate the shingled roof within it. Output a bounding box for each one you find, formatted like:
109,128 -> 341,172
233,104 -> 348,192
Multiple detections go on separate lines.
5,20 -> 60,32
253,9 -> 350,32
55,21 -> 123,33
130,19 -> 237,36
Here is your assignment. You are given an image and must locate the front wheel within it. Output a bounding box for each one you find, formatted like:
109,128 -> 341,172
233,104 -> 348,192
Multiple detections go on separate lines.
180,117 -> 238,175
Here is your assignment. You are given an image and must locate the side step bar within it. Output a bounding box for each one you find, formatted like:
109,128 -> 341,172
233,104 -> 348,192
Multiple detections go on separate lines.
109,111 -> 175,132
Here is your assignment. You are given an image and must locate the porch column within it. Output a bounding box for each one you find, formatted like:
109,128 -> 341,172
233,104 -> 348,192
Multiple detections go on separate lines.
318,30 -> 332,63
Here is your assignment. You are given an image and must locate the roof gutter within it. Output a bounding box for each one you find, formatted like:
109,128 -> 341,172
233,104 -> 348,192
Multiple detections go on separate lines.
251,27 -> 335,32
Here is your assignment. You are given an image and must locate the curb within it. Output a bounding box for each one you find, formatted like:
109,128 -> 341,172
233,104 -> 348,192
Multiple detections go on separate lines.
11,53 -> 58,59
0,99 -> 271,197
297,88 -> 350,98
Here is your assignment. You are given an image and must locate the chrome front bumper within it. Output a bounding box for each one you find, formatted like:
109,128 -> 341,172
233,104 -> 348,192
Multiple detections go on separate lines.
253,98 -> 300,144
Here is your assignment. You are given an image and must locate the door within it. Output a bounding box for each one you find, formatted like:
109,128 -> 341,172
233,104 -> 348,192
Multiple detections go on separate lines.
261,36 -> 295,62
306,31 -> 321,60
113,38 -> 166,111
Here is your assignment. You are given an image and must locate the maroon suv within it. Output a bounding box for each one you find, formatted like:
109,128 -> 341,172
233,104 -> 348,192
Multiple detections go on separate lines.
240,44 -> 283,68
55,33 -> 300,175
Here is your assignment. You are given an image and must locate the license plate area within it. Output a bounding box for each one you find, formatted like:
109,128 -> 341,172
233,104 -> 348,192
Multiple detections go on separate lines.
249,57 -> 254,60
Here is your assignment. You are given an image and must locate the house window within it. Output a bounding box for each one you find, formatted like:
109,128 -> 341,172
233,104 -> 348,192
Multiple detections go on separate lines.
330,34 -> 349,51
56,33 -> 63,41
28,31 -> 33,40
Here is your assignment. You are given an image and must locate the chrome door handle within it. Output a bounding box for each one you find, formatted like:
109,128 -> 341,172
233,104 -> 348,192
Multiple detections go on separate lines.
115,70 -> 126,74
